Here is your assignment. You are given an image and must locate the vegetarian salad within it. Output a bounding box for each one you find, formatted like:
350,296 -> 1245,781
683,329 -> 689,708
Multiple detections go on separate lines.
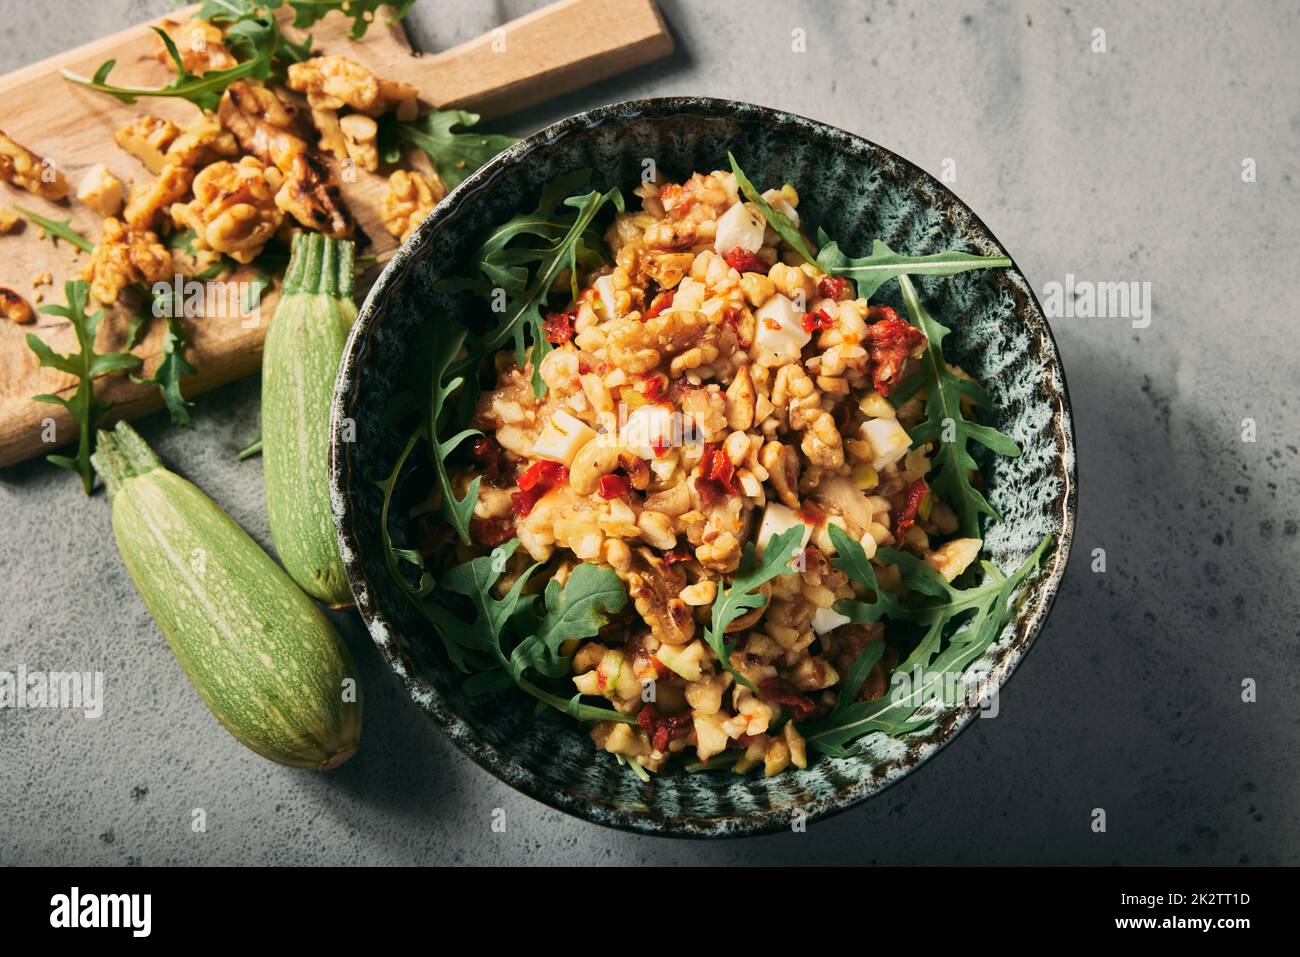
381,156 -> 1050,779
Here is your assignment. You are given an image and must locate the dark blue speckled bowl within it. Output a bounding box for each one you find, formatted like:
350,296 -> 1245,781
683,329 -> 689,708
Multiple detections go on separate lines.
329,98 -> 1076,838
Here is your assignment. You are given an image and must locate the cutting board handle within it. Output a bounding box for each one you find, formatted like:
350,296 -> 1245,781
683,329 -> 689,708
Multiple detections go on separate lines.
411,0 -> 673,119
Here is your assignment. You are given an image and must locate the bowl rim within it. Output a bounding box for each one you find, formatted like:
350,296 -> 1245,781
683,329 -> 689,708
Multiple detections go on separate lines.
330,96 -> 1078,839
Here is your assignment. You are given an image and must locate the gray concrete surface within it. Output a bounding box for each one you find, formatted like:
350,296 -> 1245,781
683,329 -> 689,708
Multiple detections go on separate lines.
2,0 -> 1297,866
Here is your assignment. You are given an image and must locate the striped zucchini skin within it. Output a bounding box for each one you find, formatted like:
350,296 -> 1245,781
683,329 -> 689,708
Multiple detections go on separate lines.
97,425 -> 362,770
262,233 -> 357,607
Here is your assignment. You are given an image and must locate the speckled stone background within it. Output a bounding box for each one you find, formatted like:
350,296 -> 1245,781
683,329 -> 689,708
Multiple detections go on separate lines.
2,0 -> 1296,865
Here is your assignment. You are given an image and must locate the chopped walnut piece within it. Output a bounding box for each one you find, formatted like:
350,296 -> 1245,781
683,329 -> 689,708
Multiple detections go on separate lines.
123,164 -> 194,232
172,157 -> 284,264
274,151 -> 354,238
0,207 -> 21,234
287,55 -> 419,120
382,169 -> 445,242
114,116 -> 181,174
0,287 -> 34,323
82,217 -> 173,305
164,111 -> 239,170
76,164 -> 124,218
218,82 -> 355,238
154,17 -> 237,75
339,114 -> 379,172
0,129 -> 69,201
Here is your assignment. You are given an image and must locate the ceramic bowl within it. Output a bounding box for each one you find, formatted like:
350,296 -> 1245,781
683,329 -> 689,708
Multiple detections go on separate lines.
330,97 -> 1077,837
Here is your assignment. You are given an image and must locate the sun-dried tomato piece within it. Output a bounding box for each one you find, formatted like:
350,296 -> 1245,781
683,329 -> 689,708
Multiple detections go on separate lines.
724,247 -> 764,274
517,460 -> 567,491
472,435 -> 515,487
865,305 -> 925,396
694,442 -> 738,505
511,460 -> 569,517
543,309 -> 577,344
801,307 -> 835,334
643,289 -> 675,321
597,473 -> 631,499
817,275 -> 851,301
893,478 -> 929,541
469,516 -> 516,547
759,678 -> 817,722
661,546 -> 694,565
639,373 -> 666,402
636,703 -> 694,753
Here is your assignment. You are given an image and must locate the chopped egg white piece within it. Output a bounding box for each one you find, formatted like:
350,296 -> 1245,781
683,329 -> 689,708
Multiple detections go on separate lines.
861,417 -> 912,470
755,502 -> 812,558
812,606 -> 851,635
753,293 -> 810,364
530,409 -> 596,465
713,201 -> 766,255
622,404 -> 675,458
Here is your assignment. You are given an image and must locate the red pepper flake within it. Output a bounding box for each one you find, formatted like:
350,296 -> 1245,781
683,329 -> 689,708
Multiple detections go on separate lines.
865,305 -> 926,396
762,317 -> 781,331
723,247 -> 764,274
662,546 -> 694,565
636,703 -> 694,753
758,678 -> 817,722
694,442 -> 738,504
651,437 -> 670,458
470,516 -> 516,547
643,289 -> 675,321
543,309 -> 577,344
893,478 -> 928,541
597,473 -> 631,499
801,307 -> 835,334
511,460 -> 569,517
818,275 -> 851,301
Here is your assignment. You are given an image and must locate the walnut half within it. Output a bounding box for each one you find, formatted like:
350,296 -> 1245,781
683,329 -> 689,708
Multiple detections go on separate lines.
172,157 -> 284,264
0,129 -> 69,201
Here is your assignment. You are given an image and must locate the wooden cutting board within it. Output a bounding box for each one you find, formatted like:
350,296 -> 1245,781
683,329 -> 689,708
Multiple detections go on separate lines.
0,0 -> 671,470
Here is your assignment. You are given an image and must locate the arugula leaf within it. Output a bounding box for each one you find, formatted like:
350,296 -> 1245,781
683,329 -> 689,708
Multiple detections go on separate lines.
12,206 -> 94,252
729,153 -> 1012,300
62,8 -> 309,109
380,109 -> 518,191
287,0 -> 417,39
459,184 -> 623,395
816,235 -> 1012,302
237,432 -> 263,460
510,563 -> 627,680
703,524 -> 808,690
25,281 -> 142,494
132,314 -> 197,427
424,322 -> 480,545
895,274 -> 1020,536
438,541 -> 634,723
729,152 -> 819,262
800,534 -> 1050,755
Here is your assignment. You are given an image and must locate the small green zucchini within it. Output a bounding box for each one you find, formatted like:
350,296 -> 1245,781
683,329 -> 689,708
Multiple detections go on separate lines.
262,231 -> 357,607
92,422 -> 362,770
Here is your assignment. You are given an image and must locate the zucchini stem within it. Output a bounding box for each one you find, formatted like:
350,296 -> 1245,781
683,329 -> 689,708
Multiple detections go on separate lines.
90,422 -> 162,501
281,232 -> 355,300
